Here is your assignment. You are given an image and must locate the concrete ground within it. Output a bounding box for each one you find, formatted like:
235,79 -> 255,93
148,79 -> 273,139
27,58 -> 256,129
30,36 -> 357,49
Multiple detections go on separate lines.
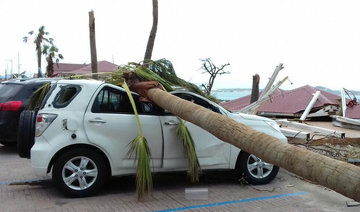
0,145 -> 359,212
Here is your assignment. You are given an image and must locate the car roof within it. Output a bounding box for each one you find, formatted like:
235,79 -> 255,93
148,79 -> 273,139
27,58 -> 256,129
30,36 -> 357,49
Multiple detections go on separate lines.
1,77 -> 61,85
56,79 -> 104,86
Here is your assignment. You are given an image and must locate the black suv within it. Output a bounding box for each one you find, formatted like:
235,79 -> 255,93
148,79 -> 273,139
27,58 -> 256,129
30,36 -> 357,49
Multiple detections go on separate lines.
0,78 -> 55,146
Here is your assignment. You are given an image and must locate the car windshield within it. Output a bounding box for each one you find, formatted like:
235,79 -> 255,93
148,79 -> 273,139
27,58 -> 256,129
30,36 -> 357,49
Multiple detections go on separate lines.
0,83 -> 23,102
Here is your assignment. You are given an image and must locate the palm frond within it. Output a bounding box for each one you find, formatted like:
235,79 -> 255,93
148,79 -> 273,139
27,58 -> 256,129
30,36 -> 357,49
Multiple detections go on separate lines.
133,67 -> 172,91
176,119 -> 201,183
123,81 -> 152,200
127,135 -> 152,200
105,70 -> 126,86
144,59 -> 205,96
122,82 -> 143,134
27,82 -> 51,110
107,59 -> 207,97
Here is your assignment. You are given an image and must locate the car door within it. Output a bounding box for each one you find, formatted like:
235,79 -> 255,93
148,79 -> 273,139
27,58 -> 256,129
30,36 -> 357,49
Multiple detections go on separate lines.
160,93 -> 231,169
83,85 -> 163,172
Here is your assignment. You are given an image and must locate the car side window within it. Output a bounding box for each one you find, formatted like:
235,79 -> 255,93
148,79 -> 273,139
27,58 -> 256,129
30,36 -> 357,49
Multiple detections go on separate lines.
91,86 -> 163,115
53,85 -> 81,108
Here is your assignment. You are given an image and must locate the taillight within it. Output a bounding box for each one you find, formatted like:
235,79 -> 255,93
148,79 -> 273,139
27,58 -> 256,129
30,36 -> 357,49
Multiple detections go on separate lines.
0,101 -> 22,111
35,113 -> 57,137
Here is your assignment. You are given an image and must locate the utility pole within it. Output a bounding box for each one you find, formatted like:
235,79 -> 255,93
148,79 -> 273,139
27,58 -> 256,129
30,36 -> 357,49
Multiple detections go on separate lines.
5,61 -> 9,80
89,10 -> 98,80
6,59 -> 13,78
18,51 -> 21,75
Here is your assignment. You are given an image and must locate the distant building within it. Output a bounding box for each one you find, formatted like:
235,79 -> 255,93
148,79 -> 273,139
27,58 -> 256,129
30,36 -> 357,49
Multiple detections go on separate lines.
53,60 -> 119,77
345,102 -> 360,119
221,85 -> 341,119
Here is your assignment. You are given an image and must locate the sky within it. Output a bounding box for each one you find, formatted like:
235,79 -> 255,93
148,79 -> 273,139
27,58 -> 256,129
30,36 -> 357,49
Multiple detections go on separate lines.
1,0 -> 360,91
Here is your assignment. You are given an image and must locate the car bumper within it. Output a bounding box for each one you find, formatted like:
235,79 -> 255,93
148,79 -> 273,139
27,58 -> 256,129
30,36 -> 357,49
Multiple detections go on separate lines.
31,137 -> 52,176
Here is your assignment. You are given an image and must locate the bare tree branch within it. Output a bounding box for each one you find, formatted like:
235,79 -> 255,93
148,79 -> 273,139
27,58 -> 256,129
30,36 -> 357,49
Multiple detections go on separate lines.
199,58 -> 230,96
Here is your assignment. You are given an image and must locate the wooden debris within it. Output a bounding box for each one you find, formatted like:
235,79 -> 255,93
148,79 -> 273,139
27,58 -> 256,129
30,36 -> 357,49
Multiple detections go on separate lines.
277,119 -> 345,138
280,128 -> 310,141
333,115 -> 360,130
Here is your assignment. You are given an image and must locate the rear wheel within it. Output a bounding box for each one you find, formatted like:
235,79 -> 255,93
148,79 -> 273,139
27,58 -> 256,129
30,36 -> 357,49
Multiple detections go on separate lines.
237,151 -> 279,185
17,110 -> 37,158
52,148 -> 109,197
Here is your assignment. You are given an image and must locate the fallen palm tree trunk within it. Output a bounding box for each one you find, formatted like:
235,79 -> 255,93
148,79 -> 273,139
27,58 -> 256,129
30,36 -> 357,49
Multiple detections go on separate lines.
145,86 -> 360,202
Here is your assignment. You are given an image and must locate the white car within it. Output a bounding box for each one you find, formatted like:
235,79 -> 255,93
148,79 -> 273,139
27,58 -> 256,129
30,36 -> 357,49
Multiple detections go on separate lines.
30,79 -> 287,197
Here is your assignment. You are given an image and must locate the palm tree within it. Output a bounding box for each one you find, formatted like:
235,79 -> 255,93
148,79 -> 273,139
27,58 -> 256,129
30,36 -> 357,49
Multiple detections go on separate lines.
44,44 -> 63,77
144,0 -> 158,60
113,0 -> 360,200
112,59 -> 360,201
129,83 -> 360,202
23,26 -> 54,77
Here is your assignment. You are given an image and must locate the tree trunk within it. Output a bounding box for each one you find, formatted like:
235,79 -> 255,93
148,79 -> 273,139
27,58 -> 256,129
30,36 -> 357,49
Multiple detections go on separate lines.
146,88 -> 360,201
46,57 -> 54,77
144,0 -> 158,60
250,74 -> 260,103
89,10 -> 98,80
37,45 -> 41,78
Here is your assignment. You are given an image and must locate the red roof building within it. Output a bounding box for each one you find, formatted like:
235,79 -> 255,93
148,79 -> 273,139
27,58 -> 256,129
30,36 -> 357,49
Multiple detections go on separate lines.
53,63 -> 88,74
346,104 -> 360,119
53,61 -> 119,76
221,85 -> 341,118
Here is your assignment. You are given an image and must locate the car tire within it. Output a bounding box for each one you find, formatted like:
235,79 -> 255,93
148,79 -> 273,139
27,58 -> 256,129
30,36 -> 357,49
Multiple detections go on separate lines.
237,151 -> 279,185
52,148 -> 109,198
17,110 -> 37,158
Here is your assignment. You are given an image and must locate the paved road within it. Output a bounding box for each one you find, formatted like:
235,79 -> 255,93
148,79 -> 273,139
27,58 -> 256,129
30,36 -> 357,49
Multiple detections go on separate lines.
0,145 -> 359,212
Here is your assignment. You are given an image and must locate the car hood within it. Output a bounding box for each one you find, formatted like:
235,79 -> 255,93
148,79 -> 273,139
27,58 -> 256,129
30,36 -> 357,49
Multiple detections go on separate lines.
227,112 -> 287,142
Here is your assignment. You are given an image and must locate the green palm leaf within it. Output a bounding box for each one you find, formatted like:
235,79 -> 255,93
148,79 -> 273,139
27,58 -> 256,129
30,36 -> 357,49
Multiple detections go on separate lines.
143,59 -> 205,95
123,81 -> 152,200
127,135 -> 152,200
27,82 -> 50,110
176,119 -> 201,183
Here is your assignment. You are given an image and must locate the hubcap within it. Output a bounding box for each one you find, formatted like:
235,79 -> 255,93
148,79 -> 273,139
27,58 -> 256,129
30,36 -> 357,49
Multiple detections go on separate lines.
246,154 -> 273,179
62,156 -> 98,191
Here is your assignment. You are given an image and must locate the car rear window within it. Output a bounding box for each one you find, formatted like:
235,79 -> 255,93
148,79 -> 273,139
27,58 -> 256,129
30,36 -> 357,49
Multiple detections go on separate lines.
52,85 -> 81,108
0,84 -> 23,102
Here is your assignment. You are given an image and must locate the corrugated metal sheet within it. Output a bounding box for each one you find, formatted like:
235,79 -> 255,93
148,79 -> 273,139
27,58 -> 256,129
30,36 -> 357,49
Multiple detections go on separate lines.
346,104 -> 360,119
221,85 -> 340,115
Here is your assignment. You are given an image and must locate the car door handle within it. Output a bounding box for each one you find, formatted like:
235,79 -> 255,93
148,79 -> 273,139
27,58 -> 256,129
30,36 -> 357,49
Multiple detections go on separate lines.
88,118 -> 106,124
164,120 -> 179,126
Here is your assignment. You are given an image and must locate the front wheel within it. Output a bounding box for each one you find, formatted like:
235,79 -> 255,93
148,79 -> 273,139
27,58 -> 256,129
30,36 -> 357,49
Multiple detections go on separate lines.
52,148 -> 109,197
238,151 -> 279,185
